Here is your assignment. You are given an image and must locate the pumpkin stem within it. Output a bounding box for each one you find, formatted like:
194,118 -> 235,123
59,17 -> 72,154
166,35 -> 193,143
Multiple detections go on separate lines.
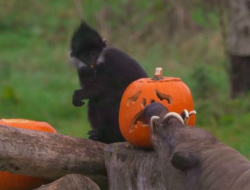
152,67 -> 163,80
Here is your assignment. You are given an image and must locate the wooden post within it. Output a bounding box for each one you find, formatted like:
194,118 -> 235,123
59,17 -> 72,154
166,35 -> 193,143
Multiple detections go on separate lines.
104,142 -> 165,190
229,0 -> 250,97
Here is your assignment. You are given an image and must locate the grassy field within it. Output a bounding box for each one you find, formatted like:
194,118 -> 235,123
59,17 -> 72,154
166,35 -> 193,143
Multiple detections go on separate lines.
1,1 -> 250,158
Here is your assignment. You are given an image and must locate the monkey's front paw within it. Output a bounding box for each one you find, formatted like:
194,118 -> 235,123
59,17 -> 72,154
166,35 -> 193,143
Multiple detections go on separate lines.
73,90 -> 85,107
73,99 -> 85,107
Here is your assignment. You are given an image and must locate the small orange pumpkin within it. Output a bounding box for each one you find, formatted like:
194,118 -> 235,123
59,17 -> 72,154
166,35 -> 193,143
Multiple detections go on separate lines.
0,119 -> 56,190
119,68 -> 195,148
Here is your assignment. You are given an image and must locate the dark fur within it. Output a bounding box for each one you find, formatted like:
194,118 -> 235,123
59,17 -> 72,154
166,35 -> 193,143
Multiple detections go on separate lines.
70,22 -> 148,143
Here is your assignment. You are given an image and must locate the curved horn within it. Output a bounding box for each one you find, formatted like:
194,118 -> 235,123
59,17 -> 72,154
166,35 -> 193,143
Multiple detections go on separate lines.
150,116 -> 160,136
181,109 -> 190,124
181,109 -> 189,119
163,112 -> 184,125
189,110 -> 196,116
150,116 -> 160,130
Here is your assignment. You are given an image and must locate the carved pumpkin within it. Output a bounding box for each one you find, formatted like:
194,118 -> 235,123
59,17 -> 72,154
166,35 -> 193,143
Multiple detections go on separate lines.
0,119 -> 56,190
119,68 -> 195,148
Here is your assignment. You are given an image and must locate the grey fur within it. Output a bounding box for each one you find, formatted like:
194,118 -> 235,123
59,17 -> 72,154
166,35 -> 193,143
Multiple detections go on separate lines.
96,49 -> 106,65
144,103 -> 250,190
70,57 -> 87,69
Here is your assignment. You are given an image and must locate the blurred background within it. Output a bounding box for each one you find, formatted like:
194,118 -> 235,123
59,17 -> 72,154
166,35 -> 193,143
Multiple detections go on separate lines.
1,0 -> 250,157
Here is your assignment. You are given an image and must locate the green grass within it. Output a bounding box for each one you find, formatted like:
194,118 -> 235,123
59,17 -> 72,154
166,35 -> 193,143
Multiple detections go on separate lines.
1,0 -> 250,158
0,0 -> 89,137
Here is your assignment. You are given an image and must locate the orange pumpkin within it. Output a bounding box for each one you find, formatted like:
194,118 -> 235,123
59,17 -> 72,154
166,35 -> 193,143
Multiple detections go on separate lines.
119,68 -> 195,148
0,119 -> 56,190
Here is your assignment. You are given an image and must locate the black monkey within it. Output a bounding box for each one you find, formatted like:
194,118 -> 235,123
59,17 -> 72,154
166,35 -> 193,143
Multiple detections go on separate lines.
70,22 -> 148,143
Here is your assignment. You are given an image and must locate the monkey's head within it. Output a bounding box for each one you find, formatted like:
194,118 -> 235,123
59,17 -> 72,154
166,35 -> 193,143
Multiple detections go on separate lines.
70,22 -> 106,69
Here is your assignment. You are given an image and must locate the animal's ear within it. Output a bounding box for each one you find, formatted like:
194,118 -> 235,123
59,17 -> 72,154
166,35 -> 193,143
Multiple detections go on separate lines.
171,151 -> 198,171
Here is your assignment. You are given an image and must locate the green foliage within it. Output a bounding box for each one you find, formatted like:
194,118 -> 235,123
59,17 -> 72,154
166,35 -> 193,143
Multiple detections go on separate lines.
191,7 -> 219,29
191,64 -> 218,99
0,62 -> 11,80
191,8 -> 206,27
0,0 -> 250,158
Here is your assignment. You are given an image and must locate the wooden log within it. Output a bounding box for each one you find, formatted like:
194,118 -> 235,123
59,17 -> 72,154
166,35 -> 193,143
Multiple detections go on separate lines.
35,174 -> 100,190
0,125 -> 108,189
104,142 -> 165,190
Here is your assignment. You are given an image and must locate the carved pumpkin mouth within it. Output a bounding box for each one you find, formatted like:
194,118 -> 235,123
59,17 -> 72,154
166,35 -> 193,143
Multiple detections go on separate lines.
130,110 -> 148,132
127,89 -> 173,133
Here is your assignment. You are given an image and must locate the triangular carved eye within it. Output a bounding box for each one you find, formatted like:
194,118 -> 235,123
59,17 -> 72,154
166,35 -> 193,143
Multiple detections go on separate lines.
126,91 -> 142,107
155,90 -> 172,104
